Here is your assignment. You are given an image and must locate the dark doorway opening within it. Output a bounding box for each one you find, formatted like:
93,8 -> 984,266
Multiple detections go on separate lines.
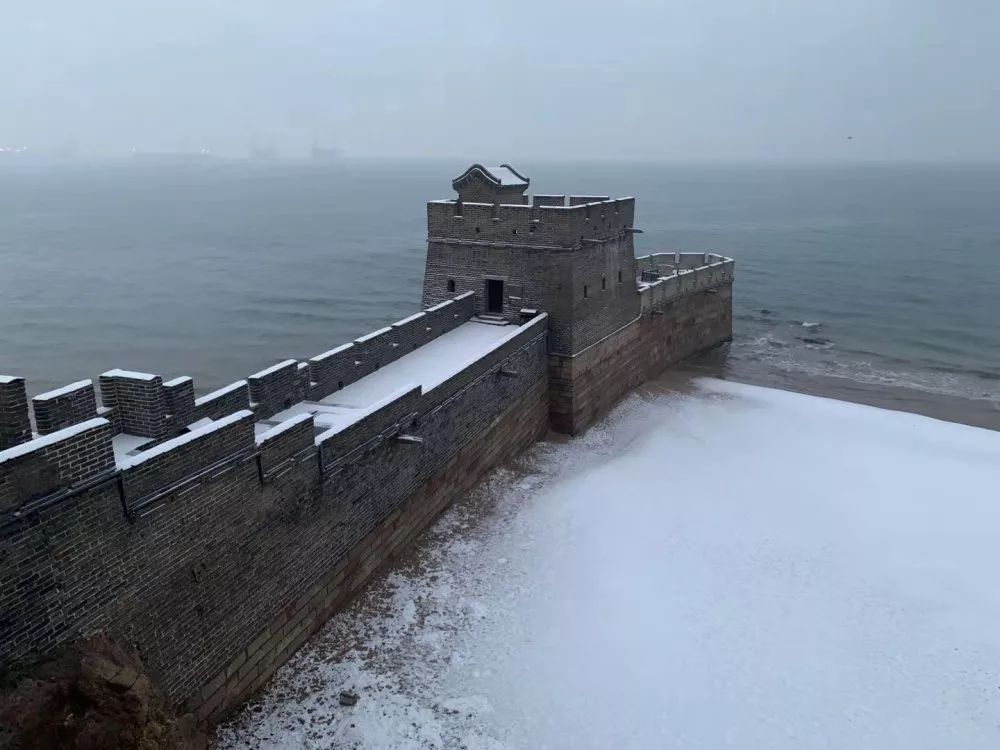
485,279 -> 504,314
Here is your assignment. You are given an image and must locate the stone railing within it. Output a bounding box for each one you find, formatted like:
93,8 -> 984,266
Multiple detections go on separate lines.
636,253 -> 735,314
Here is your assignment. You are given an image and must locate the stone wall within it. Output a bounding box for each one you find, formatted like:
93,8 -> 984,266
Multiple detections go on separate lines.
198,375 -> 549,723
423,196 -> 639,354
0,376 -> 32,450
0,317 -> 548,726
31,380 -> 98,435
548,280 -> 734,434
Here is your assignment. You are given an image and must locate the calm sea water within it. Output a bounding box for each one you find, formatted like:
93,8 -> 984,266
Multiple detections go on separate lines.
1,160 -> 998,414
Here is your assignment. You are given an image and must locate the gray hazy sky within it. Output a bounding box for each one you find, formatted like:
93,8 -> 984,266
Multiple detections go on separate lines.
2,0 -> 998,161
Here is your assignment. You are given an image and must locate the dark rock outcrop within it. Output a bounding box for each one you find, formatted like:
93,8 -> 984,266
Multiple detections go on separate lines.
0,634 -> 204,750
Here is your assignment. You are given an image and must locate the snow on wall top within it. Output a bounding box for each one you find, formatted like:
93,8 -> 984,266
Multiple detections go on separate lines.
101,368 -> 158,381
255,412 -> 314,446
117,409 -> 253,469
32,379 -> 92,401
248,360 -> 297,380
194,380 -> 248,406
0,417 -> 109,465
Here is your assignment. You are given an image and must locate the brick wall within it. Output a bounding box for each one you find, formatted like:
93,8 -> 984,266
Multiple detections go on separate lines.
0,321 -> 548,726
0,377 -> 32,450
31,380 -> 98,435
198,375 -> 549,723
164,377 -> 196,428
422,197 -> 640,355
0,418 -> 115,513
193,381 -> 251,421
99,370 -> 169,438
548,281 -> 734,434
119,411 -> 256,513
248,361 -> 298,420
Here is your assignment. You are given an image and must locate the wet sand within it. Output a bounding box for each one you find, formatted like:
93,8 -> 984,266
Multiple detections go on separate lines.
679,344 -> 1000,432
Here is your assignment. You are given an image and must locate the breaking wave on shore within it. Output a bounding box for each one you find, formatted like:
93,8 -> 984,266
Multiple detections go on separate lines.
729,307 -> 1000,406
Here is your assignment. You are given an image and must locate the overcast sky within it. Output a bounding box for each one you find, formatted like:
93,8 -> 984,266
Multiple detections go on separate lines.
2,0 -> 998,161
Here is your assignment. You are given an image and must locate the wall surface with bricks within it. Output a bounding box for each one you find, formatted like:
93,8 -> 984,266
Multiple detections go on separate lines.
0,376 -> 32,450
548,281 -> 734,434
422,166 -> 641,356
31,380 -> 98,435
0,315 -> 549,726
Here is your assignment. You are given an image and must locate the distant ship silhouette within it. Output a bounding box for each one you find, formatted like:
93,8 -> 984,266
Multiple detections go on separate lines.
310,145 -> 342,161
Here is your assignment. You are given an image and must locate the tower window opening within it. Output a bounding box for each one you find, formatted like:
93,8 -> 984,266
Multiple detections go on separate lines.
583,285 -> 589,299
447,278 -> 455,293
618,270 -> 622,284
602,276 -> 606,291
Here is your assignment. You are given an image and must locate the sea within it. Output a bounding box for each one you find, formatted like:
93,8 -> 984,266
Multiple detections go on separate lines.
1,159 -> 998,429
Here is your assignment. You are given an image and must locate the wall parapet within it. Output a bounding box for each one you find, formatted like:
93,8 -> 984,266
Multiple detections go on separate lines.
307,292 -> 475,401
423,313 -> 549,409
248,360 -> 298,420
0,376 -> 33,450
637,253 -> 735,313
32,379 -> 98,435
0,417 -> 115,515
119,410 -> 255,515
317,386 -> 422,469
0,293 -> 480,519
194,380 -> 251,421
428,196 -> 636,249
256,413 -> 315,481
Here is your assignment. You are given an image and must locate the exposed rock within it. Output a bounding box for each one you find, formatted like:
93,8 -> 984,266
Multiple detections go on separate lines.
338,690 -> 359,707
0,634 -> 205,750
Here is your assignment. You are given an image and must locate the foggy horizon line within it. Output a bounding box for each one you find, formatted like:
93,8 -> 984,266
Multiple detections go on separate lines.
2,153 -> 999,168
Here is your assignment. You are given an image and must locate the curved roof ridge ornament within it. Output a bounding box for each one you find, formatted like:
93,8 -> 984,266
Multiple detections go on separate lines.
452,164 -> 499,191
452,164 -> 529,193
498,163 -> 530,183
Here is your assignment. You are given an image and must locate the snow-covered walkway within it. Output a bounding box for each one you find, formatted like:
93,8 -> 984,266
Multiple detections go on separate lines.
217,379 -> 1000,749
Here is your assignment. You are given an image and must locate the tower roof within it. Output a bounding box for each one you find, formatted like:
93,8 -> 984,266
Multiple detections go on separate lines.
452,164 -> 529,192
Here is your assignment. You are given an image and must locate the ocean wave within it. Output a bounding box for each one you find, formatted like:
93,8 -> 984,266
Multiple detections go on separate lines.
731,332 -> 999,403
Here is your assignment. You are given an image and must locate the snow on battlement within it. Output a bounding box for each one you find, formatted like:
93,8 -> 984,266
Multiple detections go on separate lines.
636,252 -> 735,313
0,291 -> 491,519
427,196 -> 636,249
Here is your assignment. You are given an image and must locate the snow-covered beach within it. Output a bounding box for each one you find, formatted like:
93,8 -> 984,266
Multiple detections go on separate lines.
217,378 -> 1000,749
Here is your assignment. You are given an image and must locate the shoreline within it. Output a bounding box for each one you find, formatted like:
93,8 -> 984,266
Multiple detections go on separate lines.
675,345 -> 1000,433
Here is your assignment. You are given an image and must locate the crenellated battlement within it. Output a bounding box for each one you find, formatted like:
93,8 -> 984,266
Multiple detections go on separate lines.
636,252 -> 736,313
0,417 -> 115,514
0,290 -> 490,527
427,196 -> 636,249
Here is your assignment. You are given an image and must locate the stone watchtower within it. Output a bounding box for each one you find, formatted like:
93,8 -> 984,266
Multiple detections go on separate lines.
422,164 -> 644,431
422,164 -> 640,354
422,163 -> 734,433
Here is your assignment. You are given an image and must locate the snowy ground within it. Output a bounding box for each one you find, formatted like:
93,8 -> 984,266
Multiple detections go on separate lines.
216,379 -> 1000,749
